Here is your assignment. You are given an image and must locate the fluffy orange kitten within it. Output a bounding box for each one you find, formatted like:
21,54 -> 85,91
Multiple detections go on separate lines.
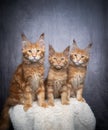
0,33 -> 47,130
46,45 -> 70,106
67,40 -> 92,102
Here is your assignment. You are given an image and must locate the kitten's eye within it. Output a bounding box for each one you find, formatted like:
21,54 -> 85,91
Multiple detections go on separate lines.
53,57 -> 56,60
81,56 -> 84,58
28,50 -> 32,53
74,54 -> 77,57
37,49 -> 40,52
61,57 -> 65,60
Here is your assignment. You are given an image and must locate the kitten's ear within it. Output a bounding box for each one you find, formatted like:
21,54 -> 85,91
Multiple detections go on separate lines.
21,33 -> 31,48
72,39 -> 78,50
85,43 -> 93,53
38,33 -> 45,49
39,33 -> 44,40
49,44 -> 55,56
63,46 -> 70,57
21,33 -> 28,41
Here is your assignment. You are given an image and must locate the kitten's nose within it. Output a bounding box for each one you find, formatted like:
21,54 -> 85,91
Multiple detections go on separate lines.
33,55 -> 36,58
77,58 -> 81,62
57,61 -> 61,64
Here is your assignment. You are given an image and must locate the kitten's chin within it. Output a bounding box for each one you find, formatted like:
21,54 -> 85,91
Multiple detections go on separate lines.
31,59 -> 39,63
55,65 -> 62,70
31,60 -> 37,63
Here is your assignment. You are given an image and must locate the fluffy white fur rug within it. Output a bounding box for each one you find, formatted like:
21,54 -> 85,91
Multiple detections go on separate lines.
9,98 -> 96,130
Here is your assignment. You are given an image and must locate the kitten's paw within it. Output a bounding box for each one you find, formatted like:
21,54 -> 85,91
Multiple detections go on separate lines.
67,98 -> 70,102
48,101 -> 55,106
77,97 -> 86,102
62,101 -> 70,105
23,104 -> 32,111
40,102 -> 48,108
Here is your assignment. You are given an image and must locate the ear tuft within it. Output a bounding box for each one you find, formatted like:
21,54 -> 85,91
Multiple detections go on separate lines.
88,43 -> 93,48
73,39 -> 76,44
40,33 -> 44,39
72,39 -> 78,50
39,33 -> 45,40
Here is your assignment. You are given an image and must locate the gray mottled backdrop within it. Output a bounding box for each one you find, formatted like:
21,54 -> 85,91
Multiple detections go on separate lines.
0,0 -> 108,130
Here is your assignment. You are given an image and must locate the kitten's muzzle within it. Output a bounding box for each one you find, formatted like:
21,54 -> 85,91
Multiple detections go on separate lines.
74,61 -> 80,65
55,65 -> 62,69
30,56 -> 40,62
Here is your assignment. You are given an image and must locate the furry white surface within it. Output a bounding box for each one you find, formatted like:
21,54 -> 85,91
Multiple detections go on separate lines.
9,98 -> 96,130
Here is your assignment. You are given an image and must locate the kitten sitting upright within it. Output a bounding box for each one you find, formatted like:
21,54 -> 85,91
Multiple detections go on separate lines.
67,40 -> 92,102
46,45 -> 70,106
0,33 -> 47,130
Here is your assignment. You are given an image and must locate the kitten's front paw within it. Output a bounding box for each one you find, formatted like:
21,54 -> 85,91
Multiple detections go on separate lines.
67,97 -> 70,101
23,104 -> 32,111
48,101 -> 55,106
62,101 -> 70,105
77,97 -> 86,102
40,102 -> 48,108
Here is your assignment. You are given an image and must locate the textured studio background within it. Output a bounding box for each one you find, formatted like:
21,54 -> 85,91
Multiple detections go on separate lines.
0,0 -> 108,130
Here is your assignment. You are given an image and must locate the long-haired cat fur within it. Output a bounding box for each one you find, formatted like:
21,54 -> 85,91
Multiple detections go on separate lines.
67,40 -> 92,102
0,33 -> 47,130
46,45 -> 70,106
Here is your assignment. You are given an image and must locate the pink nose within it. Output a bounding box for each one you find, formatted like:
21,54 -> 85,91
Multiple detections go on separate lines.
32,55 -> 36,58
57,61 -> 60,64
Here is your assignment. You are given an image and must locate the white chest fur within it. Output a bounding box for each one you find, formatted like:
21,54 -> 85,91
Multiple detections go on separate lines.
71,73 -> 85,89
31,74 -> 40,91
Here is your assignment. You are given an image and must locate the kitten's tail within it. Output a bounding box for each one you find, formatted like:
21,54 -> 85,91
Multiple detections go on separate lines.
44,78 -> 47,99
0,97 -> 19,130
0,100 -> 11,130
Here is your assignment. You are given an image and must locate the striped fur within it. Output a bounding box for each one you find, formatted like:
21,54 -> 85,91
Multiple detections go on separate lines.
0,33 -> 47,130
67,40 -> 92,102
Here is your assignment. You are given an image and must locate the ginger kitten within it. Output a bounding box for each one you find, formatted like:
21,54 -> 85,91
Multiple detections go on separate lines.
67,40 -> 92,102
0,33 -> 47,130
46,45 -> 70,106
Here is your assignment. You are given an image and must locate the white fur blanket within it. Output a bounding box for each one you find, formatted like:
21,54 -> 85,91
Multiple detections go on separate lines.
9,98 -> 96,130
